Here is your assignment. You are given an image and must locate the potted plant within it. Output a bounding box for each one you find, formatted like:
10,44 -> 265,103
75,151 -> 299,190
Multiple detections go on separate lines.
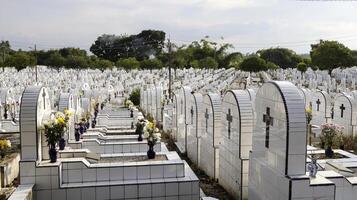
320,123 -> 344,158
143,121 -> 161,159
136,117 -> 145,141
43,113 -> 67,162
0,139 -> 11,159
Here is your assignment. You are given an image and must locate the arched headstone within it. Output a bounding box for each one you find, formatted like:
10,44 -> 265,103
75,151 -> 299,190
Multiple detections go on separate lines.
187,92 -> 203,166
311,90 -> 331,126
200,92 -> 222,180
333,93 -> 357,136
175,86 -> 192,153
219,90 -> 254,199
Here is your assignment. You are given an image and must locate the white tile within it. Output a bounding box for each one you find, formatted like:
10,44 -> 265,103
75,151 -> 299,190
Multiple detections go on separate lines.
67,188 -> 81,200
138,166 -> 150,179
81,187 -> 95,200
125,184 -> 138,199
109,167 -> 123,181
179,182 -> 192,195
166,182 -> 179,196
152,183 -> 165,197
82,168 -> 97,182
96,187 -> 109,200
96,168 -> 110,181
139,184 -> 152,198
151,165 -> 164,179
110,185 -> 124,199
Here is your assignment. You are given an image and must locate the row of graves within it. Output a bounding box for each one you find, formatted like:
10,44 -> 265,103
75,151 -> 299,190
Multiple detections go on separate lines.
7,85 -> 201,200
141,77 -> 357,199
0,66 -> 244,200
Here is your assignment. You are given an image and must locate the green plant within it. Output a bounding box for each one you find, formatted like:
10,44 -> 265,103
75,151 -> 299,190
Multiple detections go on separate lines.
129,88 -> 140,106
43,111 -> 72,148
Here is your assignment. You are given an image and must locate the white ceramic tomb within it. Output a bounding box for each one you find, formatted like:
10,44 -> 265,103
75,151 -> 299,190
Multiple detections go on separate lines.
248,81 -> 335,200
219,90 -> 254,200
311,90 -> 332,126
175,86 -> 192,154
333,93 -> 357,136
199,92 -> 222,180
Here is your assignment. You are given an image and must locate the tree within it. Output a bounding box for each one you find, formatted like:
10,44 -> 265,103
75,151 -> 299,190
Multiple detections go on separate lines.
64,56 -> 88,69
0,41 -> 13,68
257,48 -> 302,69
90,30 -> 166,62
45,52 -> 65,68
6,51 -> 36,71
310,40 -> 354,74
198,57 -> 218,69
297,62 -> 307,73
116,57 -> 140,70
140,59 -> 163,70
94,59 -> 113,70
239,56 -> 268,72
129,88 -> 140,106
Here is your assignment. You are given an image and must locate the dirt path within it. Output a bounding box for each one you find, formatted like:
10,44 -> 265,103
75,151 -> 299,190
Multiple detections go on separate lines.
161,131 -> 234,200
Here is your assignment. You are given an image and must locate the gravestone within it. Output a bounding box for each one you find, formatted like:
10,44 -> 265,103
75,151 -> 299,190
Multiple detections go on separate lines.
200,93 -> 222,180
311,91 -> 332,126
333,93 -> 357,136
219,90 -> 254,199
187,92 -> 203,167
249,81 -> 335,200
175,86 -> 192,153
58,93 -> 75,142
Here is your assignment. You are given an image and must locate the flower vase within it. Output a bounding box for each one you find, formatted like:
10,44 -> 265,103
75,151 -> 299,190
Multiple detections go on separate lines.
147,142 -> 156,159
79,126 -> 84,134
75,129 -> 80,141
325,146 -> 334,158
138,131 -> 143,141
130,110 -> 134,118
49,146 -> 57,163
59,138 -> 66,150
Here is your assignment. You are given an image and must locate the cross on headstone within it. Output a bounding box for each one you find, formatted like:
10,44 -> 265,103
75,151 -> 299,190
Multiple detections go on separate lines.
263,107 -> 274,148
205,108 -> 209,132
42,90 -> 46,109
226,109 -> 233,139
340,104 -> 346,118
190,106 -> 194,124
316,99 -> 321,111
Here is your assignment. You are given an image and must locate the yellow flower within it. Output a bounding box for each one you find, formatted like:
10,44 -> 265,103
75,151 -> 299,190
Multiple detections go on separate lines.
57,117 -> 65,125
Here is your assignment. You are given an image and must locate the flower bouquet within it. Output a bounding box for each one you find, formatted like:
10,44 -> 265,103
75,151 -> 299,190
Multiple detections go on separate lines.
320,123 -> 344,158
0,139 -> 11,159
143,121 -> 161,159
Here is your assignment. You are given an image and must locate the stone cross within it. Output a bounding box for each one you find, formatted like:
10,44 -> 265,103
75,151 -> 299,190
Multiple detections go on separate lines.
205,108 -> 209,132
190,106 -> 194,124
316,99 -> 321,111
226,108 -> 233,139
263,107 -> 274,148
340,104 -> 346,118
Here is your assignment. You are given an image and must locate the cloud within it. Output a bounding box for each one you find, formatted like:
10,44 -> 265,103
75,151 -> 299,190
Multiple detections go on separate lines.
1,0 -> 357,53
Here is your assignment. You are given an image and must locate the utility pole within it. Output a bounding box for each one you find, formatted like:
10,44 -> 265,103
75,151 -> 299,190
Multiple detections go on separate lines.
2,45 -> 4,72
35,44 -> 38,83
168,38 -> 172,100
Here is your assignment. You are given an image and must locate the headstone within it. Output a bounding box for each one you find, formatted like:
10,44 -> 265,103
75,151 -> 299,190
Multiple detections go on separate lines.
219,90 -> 254,199
200,93 -> 222,180
332,93 -> 357,137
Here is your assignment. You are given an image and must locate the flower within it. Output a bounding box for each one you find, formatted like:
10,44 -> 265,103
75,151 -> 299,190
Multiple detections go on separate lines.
0,139 -> 11,150
143,121 -> 161,144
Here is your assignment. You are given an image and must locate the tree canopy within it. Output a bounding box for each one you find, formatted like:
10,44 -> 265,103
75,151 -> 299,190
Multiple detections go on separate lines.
310,40 -> 354,74
257,48 -> 302,69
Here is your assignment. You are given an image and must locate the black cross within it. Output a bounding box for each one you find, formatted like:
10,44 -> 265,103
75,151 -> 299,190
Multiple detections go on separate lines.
316,99 -> 321,111
42,91 -> 46,109
190,106 -> 194,124
226,109 -> 233,139
340,104 -> 346,118
205,108 -> 209,132
263,107 -> 273,148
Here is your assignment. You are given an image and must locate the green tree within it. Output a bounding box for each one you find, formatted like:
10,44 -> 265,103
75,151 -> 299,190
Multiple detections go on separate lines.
297,62 -> 308,73
129,88 -> 140,106
239,56 -> 268,72
140,59 -> 163,70
116,57 -> 140,70
310,40 -> 354,74
198,57 -> 218,69
45,52 -> 65,68
64,56 -> 88,69
257,48 -> 302,69
7,51 -> 36,71
0,41 -> 13,68
94,59 -> 113,70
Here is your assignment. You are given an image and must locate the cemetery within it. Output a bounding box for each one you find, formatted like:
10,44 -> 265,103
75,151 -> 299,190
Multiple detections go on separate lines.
1,2 -> 357,199
0,65 -> 355,200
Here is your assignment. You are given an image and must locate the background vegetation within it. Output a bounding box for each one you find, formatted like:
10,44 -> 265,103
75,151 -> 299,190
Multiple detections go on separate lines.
1,30 -> 357,72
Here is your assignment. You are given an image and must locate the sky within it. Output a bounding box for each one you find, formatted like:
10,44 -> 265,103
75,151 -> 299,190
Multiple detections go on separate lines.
1,0 -> 357,54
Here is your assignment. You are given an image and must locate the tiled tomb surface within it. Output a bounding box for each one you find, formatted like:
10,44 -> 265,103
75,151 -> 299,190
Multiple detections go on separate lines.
187,92 -> 204,167
332,93 -> 357,137
200,92 -> 222,180
175,86 -> 192,154
248,81 -> 335,200
298,88 -> 313,109
311,90 -> 332,126
219,90 -> 254,200
17,86 -> 200,200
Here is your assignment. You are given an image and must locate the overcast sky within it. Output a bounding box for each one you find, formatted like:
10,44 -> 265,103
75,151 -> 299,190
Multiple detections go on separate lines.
1,0 -> 357,54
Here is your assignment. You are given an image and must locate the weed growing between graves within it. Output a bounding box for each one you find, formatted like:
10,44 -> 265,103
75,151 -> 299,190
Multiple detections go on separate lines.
160,130 -> 234,200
